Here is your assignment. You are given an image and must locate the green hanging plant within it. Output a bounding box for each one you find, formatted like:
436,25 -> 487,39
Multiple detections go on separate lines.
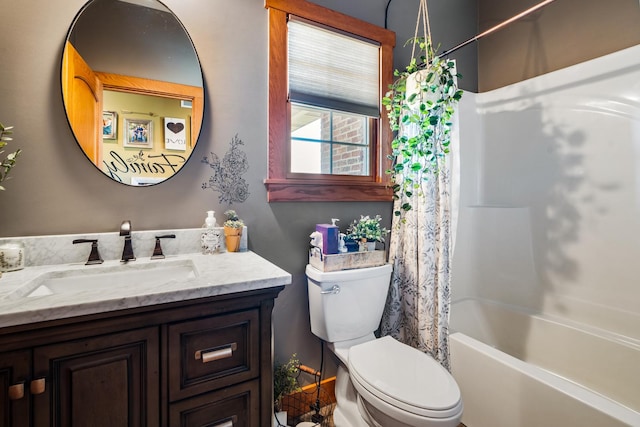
382,37 -> 463,217
0,123 -> 21,191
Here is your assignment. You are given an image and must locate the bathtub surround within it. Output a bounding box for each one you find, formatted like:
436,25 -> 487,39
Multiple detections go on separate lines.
450,299 -> 640,426
455,44 -> 640,335
452,45 -> 640,426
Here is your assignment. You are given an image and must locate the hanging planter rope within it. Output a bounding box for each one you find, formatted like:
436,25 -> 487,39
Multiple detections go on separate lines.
382,0 -> 463,218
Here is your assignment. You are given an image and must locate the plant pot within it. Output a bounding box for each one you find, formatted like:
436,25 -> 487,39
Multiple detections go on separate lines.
357,239 -> 377,252
224,226 -> 242,252
345,241 -> 359,252
405,69 -> 439,108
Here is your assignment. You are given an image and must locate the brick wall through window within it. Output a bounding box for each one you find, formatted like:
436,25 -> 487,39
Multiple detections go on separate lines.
320,114 -> 368,175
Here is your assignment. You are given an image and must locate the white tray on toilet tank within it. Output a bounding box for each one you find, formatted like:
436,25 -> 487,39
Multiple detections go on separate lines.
309,249 -> 386,272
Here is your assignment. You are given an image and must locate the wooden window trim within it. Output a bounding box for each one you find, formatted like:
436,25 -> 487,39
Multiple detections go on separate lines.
264,0 -> 396,202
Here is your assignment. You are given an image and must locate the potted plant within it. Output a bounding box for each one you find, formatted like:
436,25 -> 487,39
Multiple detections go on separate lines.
382,35 -> 463,218
0,123 -> 21,191
346,215 -> 389,251
273,354 -> 300,426
223,210 -> 244,252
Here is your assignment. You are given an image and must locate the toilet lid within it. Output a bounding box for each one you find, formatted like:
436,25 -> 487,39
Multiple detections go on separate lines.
348,336 -> 462,418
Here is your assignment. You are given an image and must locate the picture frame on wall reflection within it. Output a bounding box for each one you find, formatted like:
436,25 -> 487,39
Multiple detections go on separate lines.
164,117 -> 187,151
124,118 -> 153,148
102,111 -> 117,140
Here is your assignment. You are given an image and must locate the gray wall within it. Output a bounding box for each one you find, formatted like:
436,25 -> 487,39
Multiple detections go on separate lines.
478,0 -> 640,91
0,0 -> 476,376
322,0 -> 479,92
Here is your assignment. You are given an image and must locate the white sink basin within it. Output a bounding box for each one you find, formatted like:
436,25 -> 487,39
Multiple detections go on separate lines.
6,259 -> 198,299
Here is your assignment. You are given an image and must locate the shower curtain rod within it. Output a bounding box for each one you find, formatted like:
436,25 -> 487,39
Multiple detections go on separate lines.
439,0 -> 558,58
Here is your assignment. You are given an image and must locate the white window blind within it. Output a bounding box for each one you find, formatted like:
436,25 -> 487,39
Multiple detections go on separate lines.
288,18 -> 380,117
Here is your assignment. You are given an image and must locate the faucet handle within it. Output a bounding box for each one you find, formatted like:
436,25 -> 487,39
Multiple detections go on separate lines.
151,234 -> 176,259
120,220 -> 132,236
72,239 -> 104,265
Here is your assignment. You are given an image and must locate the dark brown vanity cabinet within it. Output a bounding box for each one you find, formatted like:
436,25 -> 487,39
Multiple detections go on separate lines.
0,350 -> 30,426
32,327 -> 160,427
1,329 -> 157,427
0,287 -> 283,426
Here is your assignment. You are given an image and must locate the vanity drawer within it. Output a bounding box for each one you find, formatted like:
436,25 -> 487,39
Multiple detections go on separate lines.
169,379 -> 259,427
168,309 -> 259,401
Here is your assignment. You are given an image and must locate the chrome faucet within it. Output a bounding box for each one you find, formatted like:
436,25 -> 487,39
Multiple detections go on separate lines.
120,220 -> 136,262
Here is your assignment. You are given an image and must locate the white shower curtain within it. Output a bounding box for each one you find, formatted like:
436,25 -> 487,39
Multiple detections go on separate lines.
380,113 -> 459,371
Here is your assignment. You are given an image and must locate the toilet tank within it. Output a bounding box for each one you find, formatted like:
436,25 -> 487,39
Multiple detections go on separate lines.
306,263 -> 392,343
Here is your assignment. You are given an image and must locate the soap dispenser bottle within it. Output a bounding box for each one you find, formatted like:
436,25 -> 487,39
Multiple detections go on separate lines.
201,211 -> 220,254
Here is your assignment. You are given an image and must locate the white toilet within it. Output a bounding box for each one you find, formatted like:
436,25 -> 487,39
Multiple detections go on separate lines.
306,263 -> 463,427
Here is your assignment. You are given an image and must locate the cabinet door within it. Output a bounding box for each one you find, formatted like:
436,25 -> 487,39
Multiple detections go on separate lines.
0,350 -> 30,427
32,327 -> 159,427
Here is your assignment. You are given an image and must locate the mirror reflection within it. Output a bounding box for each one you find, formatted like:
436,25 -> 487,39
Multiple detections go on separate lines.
62,0 -> 204,186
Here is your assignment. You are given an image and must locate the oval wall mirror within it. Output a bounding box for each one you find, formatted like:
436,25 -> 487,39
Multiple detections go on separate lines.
62,0 -> 204,186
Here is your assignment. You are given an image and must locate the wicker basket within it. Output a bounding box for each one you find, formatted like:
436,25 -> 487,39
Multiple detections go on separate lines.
275,365 -> 335,427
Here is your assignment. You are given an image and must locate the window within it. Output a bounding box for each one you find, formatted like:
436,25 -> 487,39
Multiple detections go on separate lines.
265,0 -> 396,201
290,104 -> 371,176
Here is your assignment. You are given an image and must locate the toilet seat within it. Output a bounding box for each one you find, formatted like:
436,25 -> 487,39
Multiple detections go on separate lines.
348,336 -> 463,420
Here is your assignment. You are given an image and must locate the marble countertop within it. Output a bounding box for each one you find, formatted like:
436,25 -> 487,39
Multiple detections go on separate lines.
0,251 -> 291,329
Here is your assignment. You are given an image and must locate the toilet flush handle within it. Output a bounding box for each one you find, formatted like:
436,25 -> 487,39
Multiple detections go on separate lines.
320,284 -> 340,295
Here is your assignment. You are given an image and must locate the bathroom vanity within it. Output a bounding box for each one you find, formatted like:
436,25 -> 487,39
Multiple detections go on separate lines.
0,246 -> 290,427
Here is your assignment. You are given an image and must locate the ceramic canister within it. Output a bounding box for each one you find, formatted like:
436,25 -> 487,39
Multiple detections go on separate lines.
0,243 -> 25,272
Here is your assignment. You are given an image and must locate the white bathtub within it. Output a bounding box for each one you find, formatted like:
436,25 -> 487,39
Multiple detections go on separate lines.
449,298 -> 640,427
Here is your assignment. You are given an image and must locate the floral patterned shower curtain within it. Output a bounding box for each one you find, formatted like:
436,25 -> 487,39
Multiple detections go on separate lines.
380,117 -> 459,371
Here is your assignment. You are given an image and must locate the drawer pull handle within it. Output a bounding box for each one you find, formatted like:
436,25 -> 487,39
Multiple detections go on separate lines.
195,343 -> 237,363
212,420 -> 234,427
30,378 -> 46,395
8,382 -> 24,400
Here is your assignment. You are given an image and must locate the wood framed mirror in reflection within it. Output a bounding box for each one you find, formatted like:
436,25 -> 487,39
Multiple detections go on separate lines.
61,0 -> 204,186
